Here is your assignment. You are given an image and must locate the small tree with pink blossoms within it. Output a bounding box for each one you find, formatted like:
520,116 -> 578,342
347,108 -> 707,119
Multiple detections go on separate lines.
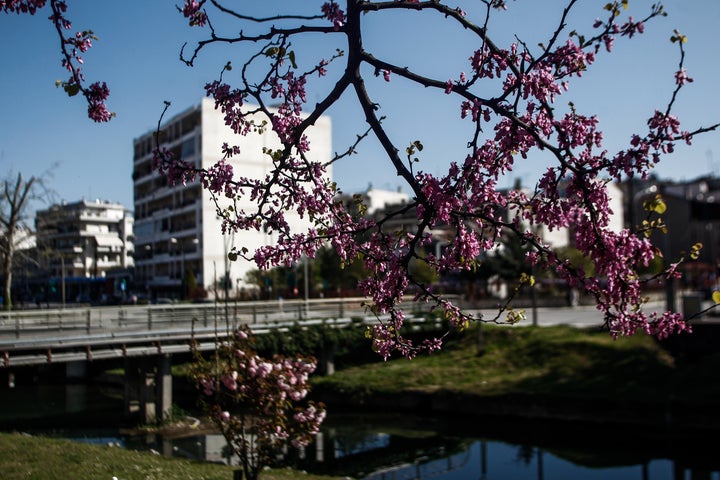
6,1 -> 720,357
190,324 -> 326,480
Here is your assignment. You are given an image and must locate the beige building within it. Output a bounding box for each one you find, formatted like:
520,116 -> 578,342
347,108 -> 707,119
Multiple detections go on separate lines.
35,199 -> 134,280
133,98 -> 332,299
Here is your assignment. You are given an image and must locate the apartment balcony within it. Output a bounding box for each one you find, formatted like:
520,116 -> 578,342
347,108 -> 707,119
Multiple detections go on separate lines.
169,223 -> 199,236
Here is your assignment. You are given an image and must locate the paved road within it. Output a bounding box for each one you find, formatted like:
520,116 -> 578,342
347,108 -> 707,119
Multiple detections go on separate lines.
474,301 -> 673,329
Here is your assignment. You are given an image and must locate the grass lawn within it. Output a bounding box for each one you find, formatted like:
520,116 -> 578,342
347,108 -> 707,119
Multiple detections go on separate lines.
0,432 -> 344,480
312,324 -> 720,407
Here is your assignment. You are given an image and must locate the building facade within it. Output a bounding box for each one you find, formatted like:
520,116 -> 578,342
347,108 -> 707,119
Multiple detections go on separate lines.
533,180 -> 625,250
133,98 -> 332,300
627,176 -> 720,277
34,199 -> 135,301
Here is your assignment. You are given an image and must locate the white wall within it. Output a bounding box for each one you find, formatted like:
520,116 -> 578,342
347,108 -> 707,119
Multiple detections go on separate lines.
365,188 -> 410,214
199,98 -> 333,291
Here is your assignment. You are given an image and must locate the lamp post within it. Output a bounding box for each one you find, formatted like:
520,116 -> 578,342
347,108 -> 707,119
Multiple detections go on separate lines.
171,237 -> 198,300
170,237 -> 179,298
144,244 -> 152,299
186,238 -> 199,299
61,254 -> 66,310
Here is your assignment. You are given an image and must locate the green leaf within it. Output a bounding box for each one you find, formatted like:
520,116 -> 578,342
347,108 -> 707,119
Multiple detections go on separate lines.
643,195 -> 667,215
671,29 -> 688,44
712,291 -> 720,304
653,198 -> 667,214
64,83 -> 81,97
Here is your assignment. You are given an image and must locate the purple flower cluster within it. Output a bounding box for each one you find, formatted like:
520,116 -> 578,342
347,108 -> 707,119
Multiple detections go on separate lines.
181,0 -> 207,27
321,1 -> 345,31
0,0 -> 46,14
5,0 -> 113,122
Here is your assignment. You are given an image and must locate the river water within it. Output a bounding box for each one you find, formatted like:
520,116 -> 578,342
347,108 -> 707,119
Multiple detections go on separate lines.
1,383 -> 718,479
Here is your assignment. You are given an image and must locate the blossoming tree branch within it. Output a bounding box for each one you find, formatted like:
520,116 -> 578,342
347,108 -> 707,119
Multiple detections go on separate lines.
5,0 -> 720,359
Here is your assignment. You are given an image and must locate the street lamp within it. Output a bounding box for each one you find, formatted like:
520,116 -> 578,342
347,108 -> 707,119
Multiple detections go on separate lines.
169,237 -> 179,298
170,237 -> 198,299
186,238 -> 199,299
60,254 -> 66,310
143,244 -> 153,299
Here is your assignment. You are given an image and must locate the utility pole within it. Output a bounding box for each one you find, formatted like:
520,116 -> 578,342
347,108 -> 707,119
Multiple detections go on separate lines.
61,255 -> 66,309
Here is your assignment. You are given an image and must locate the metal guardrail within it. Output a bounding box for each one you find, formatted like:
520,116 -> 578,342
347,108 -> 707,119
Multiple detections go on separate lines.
0,297 -> 455,367
0,298 -> 370,339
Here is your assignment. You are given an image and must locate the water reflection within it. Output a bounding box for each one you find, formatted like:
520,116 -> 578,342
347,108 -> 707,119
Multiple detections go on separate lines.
0,382 -> 124,428
2,383 -> 720,479
115,413 -> 720,480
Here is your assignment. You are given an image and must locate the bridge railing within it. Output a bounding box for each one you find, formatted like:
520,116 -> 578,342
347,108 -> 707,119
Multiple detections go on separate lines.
0,297 -> 462,340
0,297 -> 466,367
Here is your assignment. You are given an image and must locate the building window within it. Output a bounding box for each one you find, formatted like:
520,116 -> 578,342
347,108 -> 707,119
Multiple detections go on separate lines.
182,138 -> 195,157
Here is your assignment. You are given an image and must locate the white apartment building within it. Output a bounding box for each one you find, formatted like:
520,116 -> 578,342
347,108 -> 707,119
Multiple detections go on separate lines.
133,98 -> 332,300
35,199 -> 135,279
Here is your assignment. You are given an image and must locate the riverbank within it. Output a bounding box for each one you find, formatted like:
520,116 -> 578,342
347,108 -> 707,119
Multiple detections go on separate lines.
310,324 -> 720,432
0,432 -> 347,480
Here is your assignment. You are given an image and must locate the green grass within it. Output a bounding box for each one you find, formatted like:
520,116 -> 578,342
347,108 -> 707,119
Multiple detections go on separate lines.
0,432 -> 343,480
312,324 -> 720,406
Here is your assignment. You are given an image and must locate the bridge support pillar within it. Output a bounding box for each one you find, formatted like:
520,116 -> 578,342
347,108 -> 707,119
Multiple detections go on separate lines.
124,354 -> 172,424
65,361 -> 88,380
319,343 -> 336,376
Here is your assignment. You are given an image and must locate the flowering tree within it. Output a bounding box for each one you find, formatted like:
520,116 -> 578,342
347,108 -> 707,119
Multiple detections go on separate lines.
190,325 -> 325,480
5,1 -> 720,358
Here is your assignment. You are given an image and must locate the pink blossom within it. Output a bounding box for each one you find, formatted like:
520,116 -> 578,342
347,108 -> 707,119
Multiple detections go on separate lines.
675,68 -> 693,86
1,0 -> 47,14
221,371 -> 238,391
200,378 -> 214,396
321,1 -> 345,31
181,0 -> 207,27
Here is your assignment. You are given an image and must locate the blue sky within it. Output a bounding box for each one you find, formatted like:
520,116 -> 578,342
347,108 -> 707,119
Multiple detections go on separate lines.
1,1 -> 719,212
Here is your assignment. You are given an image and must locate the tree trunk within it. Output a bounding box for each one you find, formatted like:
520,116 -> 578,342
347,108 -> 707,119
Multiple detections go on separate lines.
476,321 -> 485,356
2,232 -> 13,311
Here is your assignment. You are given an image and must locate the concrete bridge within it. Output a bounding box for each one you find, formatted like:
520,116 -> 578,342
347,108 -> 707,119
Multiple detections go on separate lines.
0,297 -> 440,423
3,296 -> 698,424
0,298 -> 378,365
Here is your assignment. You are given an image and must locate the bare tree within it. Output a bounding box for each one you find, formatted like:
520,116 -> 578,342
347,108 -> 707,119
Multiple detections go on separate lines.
0,173 -> 37,310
